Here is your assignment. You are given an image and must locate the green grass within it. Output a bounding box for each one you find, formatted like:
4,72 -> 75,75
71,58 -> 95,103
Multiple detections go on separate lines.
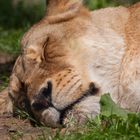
50,115 -> 140,140
0,0 -> 45,29
84,0 -> 140,10
0,27 -> 25,54
0,75 -> 9,91
0,27 -> 25,91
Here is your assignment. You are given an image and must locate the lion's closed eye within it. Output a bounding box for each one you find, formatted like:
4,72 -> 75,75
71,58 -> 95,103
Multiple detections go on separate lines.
24,37 -> 49,63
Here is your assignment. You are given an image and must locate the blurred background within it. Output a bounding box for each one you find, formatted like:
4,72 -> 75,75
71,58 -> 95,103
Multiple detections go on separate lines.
0,0 -> 139,89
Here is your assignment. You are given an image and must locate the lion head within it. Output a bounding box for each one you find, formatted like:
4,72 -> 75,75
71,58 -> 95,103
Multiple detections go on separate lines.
8,0 -> 100,127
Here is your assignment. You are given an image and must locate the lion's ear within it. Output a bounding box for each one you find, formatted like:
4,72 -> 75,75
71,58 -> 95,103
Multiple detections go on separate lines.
46,0 -> 83,16
46,0 -> 83,7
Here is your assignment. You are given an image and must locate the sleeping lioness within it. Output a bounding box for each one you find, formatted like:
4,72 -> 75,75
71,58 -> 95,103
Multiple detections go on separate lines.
0,0 -> 140,127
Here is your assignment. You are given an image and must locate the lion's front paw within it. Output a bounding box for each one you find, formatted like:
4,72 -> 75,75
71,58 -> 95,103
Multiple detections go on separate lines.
0,89 -> 13,115
64,95 -> 100,126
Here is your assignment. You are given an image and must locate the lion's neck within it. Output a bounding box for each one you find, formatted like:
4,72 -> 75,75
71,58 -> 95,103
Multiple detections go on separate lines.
69,7 -> 129,102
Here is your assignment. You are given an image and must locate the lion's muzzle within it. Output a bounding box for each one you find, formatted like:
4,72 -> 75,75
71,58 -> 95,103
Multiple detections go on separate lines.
31,80 -> 100,128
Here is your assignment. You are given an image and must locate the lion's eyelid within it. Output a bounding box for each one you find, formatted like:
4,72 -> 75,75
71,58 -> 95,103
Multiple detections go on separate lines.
42,37 -> 50,62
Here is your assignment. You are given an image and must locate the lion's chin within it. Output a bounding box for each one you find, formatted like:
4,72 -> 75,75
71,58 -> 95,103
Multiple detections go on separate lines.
41,107 -> 62,128
39,107 -> 77,128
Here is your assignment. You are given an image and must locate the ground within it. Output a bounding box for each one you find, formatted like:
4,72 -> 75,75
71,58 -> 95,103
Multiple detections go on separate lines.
0,114 -> 41,140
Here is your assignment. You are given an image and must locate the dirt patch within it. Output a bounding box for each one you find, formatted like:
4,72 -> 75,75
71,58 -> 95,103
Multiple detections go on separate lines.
0,114 -> 47,140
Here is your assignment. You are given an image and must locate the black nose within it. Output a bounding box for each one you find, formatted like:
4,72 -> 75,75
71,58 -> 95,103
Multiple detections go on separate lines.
40,81 -> 52,98
32,81 -> 53,111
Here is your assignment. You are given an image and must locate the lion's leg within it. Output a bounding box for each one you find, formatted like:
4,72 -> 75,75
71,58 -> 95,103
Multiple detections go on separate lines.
118,80 -> 140,112
64,95 -> 100,126
118,6 -> 140,112
0,56 -> 27,115
8,56 -> 30,114
0,88 -> 13,115
9,74 -> 35,122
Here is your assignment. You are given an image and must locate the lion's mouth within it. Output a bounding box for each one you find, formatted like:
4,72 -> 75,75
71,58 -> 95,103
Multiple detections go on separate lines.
31,81 -> 99,127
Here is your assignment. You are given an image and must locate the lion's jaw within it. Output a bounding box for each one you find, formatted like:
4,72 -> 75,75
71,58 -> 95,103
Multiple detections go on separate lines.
28,67 -> 100,127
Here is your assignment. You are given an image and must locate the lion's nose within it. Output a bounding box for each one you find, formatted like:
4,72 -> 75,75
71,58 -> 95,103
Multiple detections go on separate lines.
40,81 -> 52,97
31,81 -> 53,111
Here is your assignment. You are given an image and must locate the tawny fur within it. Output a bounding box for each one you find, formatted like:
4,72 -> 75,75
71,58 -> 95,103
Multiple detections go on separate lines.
0,0 -> 140,127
